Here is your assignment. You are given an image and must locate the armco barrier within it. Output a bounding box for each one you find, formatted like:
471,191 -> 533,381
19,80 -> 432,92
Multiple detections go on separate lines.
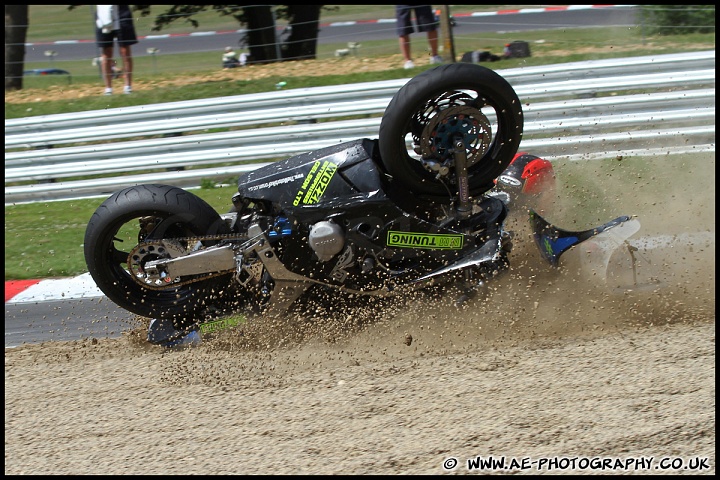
5,51 -> 715,204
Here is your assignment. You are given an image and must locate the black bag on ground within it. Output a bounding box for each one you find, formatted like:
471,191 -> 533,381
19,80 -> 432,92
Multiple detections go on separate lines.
504,41 -> 531,58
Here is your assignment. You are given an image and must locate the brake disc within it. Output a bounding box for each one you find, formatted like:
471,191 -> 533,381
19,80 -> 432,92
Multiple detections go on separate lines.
419,104 -> 492,166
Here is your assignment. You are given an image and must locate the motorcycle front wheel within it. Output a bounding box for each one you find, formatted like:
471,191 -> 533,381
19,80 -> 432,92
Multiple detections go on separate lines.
378,63 -> 524,197
84,184 -> 234,328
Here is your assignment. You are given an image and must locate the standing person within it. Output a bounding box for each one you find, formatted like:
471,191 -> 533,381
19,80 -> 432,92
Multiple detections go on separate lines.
396,5 -> 443,69
95,5 -> 138,95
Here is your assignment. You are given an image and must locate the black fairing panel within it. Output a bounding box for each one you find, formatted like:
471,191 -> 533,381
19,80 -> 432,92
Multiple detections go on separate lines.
237,138 -> 386,207
276,194 -> 508,290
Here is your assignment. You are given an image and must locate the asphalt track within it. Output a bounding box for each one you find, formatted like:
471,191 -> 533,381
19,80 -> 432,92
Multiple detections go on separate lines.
5,274 -> 136,348
26,5 -> 633,47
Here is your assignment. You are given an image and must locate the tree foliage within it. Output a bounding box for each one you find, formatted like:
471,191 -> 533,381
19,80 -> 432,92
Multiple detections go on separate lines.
640,5 -> 715,35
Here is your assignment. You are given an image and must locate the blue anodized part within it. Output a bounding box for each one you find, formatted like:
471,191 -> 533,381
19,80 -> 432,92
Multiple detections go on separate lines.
267,216 -> 293,239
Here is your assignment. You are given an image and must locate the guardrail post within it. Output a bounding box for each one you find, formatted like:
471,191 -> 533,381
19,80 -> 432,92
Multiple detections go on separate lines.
438,6 -> 456,63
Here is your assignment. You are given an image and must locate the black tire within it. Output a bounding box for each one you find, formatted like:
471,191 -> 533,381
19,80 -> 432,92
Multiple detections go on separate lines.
378,63 -> 523,197
84,184 -> 234,327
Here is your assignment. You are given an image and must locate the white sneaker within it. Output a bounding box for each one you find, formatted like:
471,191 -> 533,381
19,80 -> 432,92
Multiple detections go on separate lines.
103,88 -> 113,96
123,85 -> 132,94
430,55 -> 443,64
403,60 -> 415,70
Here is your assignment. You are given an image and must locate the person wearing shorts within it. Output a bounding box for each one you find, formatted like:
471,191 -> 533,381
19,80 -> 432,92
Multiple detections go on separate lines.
396,5 -> 442,69
95,5 -> 138,95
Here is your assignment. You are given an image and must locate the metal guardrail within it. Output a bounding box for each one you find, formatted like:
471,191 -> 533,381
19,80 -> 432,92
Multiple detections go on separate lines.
5,50 -> 715,147
5,51 -> 715,204
6,89 -> 715,181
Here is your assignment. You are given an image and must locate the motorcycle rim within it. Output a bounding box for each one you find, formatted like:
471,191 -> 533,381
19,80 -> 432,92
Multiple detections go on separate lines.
84,184 -> 233,327
378,63 -> 524,197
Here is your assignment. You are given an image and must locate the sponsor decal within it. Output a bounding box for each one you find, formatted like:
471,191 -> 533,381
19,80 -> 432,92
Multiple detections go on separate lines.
543,237 -> 554,257
200,315 -> 246,334
387,231 -> 464,250
247,173 -> 303,192
497,174 -> 522,187
293,160 -> 338,206
330,245 -> 355,282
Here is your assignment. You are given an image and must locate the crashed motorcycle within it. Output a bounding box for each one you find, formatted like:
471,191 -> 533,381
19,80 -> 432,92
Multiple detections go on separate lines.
84,63 -> 633,347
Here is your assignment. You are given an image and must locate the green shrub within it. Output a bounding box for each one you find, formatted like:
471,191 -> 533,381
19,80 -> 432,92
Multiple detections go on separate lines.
200,178 -> 219,189
640,5 -> 715,35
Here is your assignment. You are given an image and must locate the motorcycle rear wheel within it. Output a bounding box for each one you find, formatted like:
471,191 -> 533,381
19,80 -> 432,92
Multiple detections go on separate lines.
84,184 -> 235,328
378,63 -> 524,197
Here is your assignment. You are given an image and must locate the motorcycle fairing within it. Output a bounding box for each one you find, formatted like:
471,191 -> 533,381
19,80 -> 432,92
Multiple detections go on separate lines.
411,234 -> 503,284
237,138 -> 385,207
530,209 -> 632,267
